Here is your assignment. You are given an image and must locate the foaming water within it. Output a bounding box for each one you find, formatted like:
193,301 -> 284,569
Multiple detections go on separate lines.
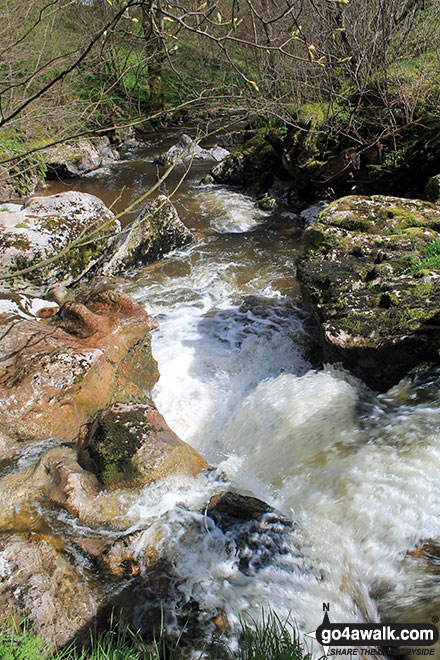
193,186 -> 269,233
42,136 -> 440,654
129,212 -> 440,654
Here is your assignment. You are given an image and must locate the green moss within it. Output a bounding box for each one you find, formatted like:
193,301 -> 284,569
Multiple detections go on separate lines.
412,281 -> 434,297
87,410 -> 146,488
297,102 -> 325,125
0,127 -> 47,197
425,175 -> 440,203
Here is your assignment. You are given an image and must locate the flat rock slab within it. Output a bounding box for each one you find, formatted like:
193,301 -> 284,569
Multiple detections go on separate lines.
297,195 -> 440,391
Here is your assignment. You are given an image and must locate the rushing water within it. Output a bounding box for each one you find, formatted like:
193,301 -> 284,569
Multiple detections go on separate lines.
43,131 -> 440,657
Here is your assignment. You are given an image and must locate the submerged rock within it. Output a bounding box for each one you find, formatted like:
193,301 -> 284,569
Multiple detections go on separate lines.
98,195 -> 194,276
43,137 -> 119,178
297,194 -> 440,391
207,491 -> 293,576
0,192 -> 120,296
0,289 -> 159,444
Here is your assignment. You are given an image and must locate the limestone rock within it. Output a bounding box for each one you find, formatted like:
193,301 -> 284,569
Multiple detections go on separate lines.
99,195 -> 193,276
297,194 -> 440,390
0,289 -> 159,443
77,401 -> 207,488
0,192 -> 120,296
43,137 -> 119,178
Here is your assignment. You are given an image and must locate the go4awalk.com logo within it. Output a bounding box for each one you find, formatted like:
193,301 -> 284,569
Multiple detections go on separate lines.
306,604 -> 439,657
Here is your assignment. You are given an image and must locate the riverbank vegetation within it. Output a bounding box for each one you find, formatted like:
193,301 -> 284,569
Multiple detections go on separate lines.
0,612 -> 312,660
1,0 -> 440,197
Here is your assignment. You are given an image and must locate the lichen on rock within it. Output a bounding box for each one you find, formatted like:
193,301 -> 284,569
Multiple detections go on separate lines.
43,137 -> 119,179
0,289 -> 159,444
98,194 -> 194,276
0,192 -> 120,296
77,402 -> 207,488
297,194 -> 440,391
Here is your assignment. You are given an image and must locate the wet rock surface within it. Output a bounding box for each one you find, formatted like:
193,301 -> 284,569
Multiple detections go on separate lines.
0,289 -> 159,444
0,192 -> 120,296
0,533 -> 97,647
98,195 -> 194,276
297,194 -> 440,391
207,491 -> 293,576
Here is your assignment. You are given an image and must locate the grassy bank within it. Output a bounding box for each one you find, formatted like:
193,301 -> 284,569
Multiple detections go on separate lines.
0,611 -> 313,660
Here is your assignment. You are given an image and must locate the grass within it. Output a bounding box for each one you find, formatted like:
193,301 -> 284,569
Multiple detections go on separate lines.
410,239 -> 440,274
0,615 -> 176,660
237,610 -> 313,660
0,611 -> 313,660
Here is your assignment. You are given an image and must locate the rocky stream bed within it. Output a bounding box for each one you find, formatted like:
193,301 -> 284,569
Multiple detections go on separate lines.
1,129 -> 440,657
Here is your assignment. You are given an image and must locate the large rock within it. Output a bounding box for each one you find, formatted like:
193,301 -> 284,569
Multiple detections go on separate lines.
0,289 -> 159,444
77,402 -> 207,488
297,195 -> 440,391
0,192 -> 120,296
43,137 -> 119,178
156,134 -> 229,167
211,131 -> 280,195
207,491 -> 293,575
425,174 -> 440,204
0,533 -> 97,647
99,195 -> 193,276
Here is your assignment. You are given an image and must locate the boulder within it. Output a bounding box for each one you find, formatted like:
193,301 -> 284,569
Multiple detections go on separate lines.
98,195 -> 193,276
0,192 -> 120,296
0,533 -> 97,647
77,402 -> 207,488
156,134 -> 229,167
112,125 -> 136,145
43,137 -> 119,178
425,174 -> 440,204
0,289 -> 159,444
211,131 -> 279,195
297,195 -> 440,391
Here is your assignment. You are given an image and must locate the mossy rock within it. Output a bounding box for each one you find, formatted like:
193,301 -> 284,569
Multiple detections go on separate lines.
297,194 -> 440,391
99,195 -> 193,276
211,130 -> 280,194
425,174 -> 440,204
0,192 -> 120,296
77,402 -> 207,489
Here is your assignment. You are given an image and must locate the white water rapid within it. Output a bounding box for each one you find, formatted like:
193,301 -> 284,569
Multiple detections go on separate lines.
123,182 -> 440,657
44,133 -> 440,657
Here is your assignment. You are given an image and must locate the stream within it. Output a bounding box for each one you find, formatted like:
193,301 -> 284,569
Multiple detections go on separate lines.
43,129 -> 440,657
